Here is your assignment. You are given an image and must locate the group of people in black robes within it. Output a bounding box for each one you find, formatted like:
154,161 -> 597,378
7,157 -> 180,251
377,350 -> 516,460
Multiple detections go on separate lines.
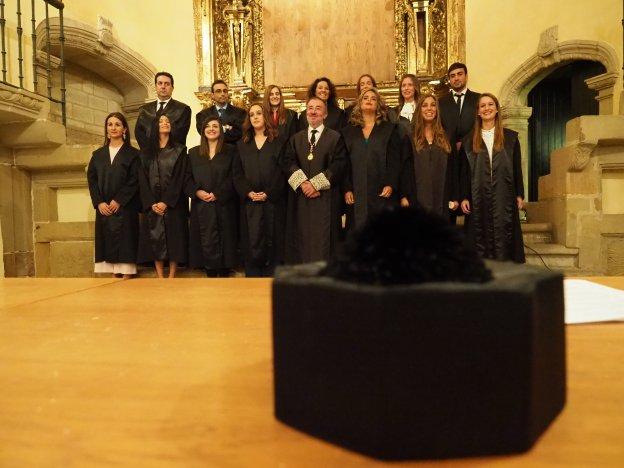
88,63 -> 526,279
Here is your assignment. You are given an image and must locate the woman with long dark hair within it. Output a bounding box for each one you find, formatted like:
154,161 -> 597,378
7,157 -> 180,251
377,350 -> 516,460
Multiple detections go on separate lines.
263,84 -> 298,141
459,92 -> 525,263
137,114 -> 189,278
87,112 -> 140,278
187,116 -> 238,277
233,102 -> 287,276
341,88 -> 401,229
400,93 -> 459,220
298,76 -> 346,131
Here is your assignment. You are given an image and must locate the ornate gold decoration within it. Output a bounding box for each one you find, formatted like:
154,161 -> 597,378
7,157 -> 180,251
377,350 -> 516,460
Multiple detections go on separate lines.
393,0 -> 465,90
446,0 -> 465,65
193,1 -> 465,109
394,1 -> 409,80
214,0 -> 232,85
430,0 -> 447,78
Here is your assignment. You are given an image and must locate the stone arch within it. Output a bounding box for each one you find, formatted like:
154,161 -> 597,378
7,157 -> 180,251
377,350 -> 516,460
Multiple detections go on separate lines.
500,38 -> 619,110
497,33 -> 620,197
34,16 -> 157,110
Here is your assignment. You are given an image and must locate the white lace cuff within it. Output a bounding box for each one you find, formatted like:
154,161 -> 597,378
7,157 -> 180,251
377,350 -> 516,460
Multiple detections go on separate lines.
309,173 -> 331,191
288,169 -> 307,191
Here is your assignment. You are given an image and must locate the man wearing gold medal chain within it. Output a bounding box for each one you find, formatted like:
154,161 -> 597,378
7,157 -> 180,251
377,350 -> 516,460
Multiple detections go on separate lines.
283,97 -> 348,263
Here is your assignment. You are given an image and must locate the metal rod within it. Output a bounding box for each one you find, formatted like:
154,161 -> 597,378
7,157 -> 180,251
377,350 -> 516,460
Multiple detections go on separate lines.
16,0 -> 24,88
45,1 -> 51,99
31,0 -> 37,91
58,5 -> 65,126
44,0 -> 64,9
0,0 -> 7,82
622,0 -> 624,85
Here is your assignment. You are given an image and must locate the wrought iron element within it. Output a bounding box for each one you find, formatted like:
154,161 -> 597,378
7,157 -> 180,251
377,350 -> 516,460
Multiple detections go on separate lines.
17,0 -> 24,88
31,0 -> 37,91
58,0 -> 65,126
45,1 -> 51,98
0,0 -> 6,82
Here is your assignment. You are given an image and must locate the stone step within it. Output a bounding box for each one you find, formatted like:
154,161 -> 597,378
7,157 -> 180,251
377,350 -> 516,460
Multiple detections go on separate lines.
525,243 -> 579,269
521,223 -> 553,244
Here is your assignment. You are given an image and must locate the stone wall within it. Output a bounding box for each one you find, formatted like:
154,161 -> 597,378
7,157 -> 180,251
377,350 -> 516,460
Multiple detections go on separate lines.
64,64 -> 125,145
527,115 -> 624,275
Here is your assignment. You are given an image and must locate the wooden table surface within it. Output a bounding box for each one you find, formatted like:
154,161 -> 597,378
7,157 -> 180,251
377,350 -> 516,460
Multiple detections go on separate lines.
0,277 -> 623,467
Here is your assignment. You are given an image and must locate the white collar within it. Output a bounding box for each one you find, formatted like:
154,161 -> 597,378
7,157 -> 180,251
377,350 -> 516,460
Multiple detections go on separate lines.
158,97 -> 172,105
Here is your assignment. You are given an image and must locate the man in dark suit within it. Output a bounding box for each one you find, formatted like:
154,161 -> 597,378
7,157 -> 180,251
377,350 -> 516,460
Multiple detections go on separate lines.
134,71 -> 192,150
438,63 -> 480,223
195,80 -> 247,144
438,62 -> 480,153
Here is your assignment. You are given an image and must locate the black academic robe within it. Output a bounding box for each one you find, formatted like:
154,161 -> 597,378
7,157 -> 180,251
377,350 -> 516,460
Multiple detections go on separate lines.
196,104 -> 247,144
273,108 -> 298,141
439,89 -> 480,147
137,143 -> 189,264
186,144 -> 238,270
341,121 -> 402,229
283,128 -> 348,264
297,104 -> 346,132
135,99 -> 192,150
460,128 -> 525,263
87,144 -> 141,264
392,104 -> 416,139
233,137 -> 287,274
401,139 -> 457,219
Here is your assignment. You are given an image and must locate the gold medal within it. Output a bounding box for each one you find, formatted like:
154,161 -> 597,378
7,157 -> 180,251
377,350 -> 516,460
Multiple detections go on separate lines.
307,152 -> 314,161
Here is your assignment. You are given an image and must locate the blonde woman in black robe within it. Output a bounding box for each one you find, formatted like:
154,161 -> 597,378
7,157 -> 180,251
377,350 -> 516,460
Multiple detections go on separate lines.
341,88 -> 401,230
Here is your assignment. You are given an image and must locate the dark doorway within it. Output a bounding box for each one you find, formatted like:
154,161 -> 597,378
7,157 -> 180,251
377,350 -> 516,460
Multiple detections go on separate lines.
527,60 -> 606,201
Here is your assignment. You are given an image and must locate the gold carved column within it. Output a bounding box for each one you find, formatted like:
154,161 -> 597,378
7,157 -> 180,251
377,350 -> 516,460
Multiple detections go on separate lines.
193,0 -> 264,108
394,0 -> 465,92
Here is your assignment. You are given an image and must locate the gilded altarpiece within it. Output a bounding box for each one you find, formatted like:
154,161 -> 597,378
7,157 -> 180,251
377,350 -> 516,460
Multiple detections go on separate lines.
193,0 -> 465,109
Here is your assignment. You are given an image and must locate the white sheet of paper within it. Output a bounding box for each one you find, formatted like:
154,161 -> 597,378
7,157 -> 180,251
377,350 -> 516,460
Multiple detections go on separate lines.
564,279 -> 624,324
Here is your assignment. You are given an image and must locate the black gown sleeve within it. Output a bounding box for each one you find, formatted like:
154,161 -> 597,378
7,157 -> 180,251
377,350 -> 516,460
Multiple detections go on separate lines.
162,147 -> 189,209
512,138 -> 524,199
213,149 -> 235,203
138,159 -> 157,212
282,136 -> 303,178
457,145 -> 471,202
232,145 -> 253,201
173,105 -> 192,146
265,140 -> 287,201
112,153 -> 140,207
446,146 -> 459,203
339,128 -> 353,193
323,135 -> 348,185
87,152 -> 104,209
399,137 -> 415,202
135,107 -> 152,150
383,124 -> 402,190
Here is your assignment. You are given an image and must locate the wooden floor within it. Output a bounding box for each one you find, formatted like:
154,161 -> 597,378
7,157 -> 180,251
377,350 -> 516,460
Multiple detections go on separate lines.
0,277 -> 623,467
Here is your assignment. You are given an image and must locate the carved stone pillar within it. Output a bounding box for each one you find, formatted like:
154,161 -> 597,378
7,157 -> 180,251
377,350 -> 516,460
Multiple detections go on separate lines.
501,105 -> 533,197
585,72 -> 619,115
